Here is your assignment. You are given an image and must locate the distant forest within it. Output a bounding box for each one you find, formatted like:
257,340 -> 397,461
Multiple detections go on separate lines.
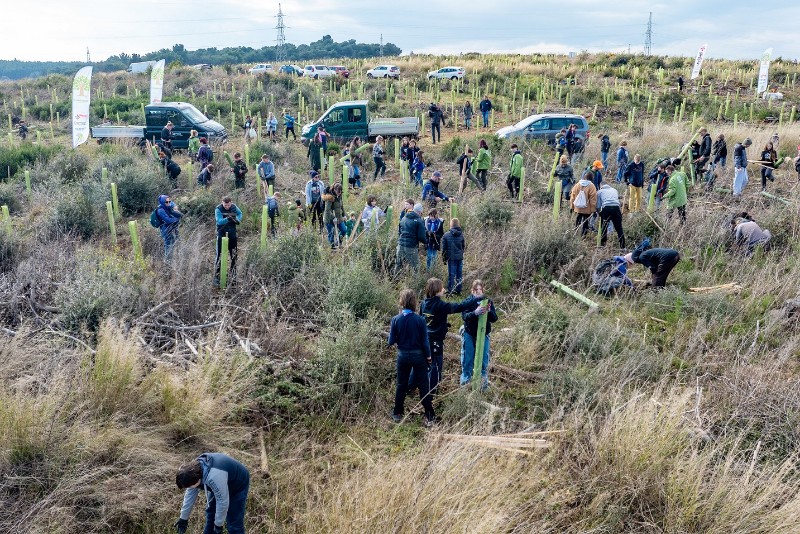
0,35 -> 402,80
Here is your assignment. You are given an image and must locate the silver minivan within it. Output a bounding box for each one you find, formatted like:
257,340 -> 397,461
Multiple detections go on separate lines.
496,113 -> 588,144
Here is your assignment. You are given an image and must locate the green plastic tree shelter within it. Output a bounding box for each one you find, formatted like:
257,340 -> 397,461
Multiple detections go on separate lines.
220,235 -> 229,289
472,298 -> 489,387
550,280 -> 599,310
260,206 -> 269,251
553,181 -> 562,222
128,221 -> 142,261
106,201 -> 116,245
518,167 -> 525,202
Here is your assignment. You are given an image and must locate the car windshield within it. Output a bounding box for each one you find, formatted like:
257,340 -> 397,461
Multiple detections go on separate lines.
513,116 -> 535,129
181,106 -> 208,123
315,65 -> 326,69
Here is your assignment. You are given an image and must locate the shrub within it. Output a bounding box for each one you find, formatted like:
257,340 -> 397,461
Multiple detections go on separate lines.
245,231 -> 321,285
440,136 -> 465,161
471,193 -> 513,228
115,164 -> 171,215
0,144 -> 61,179
324,259 -> 394,320
49,188 -> 99,239
56,152 -> 92,184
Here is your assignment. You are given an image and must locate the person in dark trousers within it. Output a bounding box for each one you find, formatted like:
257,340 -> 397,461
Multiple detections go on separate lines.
174,452 -> 250,534
598,133 -> 611,170
155,194 -> 182,261
161,120 -> 174,152
507,144 -> 523,199
459,279 -> 498,389
213,196 -> 242,288
695,128 -> 712,177
322,183 -> 346,249
232,152 -> 247,189
441,218 -> 465,295
373,136 -> 386,179
624,240 -> 680,288
677,75 -> 684,92
388,289 -> 436,426
596,178 -> 625,248
17,120 -> 28,140
265,191 -> 281,236
304,171 -> 326,233
424,208 -> 445,271
257,154 -> 275,199
569,172 -> 597,236
396,203 -> 427,273
712,134 -> 728,168
197,164 -> 214,188
307,133 -> 323,172
159,151 -> 182,188
428,102 -> 444,144
422,171 -> 449,208
479,95 -> 492,128
283,111 -> 297,140
416,277 -> 479,397
554,155 -> 575,202
759,141 -> 778,191
474,139 -> 492,190
197,137 -> 213,169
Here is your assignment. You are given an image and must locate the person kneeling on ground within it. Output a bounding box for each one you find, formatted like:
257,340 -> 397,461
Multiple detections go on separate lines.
731,212 -> 772,257
624,239 -> 680,288
459,279 -> 498,390
174,452 -> 250,534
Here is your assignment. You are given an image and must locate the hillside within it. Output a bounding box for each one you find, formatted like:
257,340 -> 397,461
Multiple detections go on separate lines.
2,53 -> 800,533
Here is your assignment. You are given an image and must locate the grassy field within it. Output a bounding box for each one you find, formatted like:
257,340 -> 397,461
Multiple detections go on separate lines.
2,52 -> 800,533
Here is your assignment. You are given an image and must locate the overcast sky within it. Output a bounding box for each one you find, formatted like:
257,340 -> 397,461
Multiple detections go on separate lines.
4,0 -> 797,62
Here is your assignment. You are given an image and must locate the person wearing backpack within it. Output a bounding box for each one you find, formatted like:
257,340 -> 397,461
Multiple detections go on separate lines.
232,152 -> 248,189
474,139 -> 492,190
598,133 -> 611,170
154,194 -> 183,261
554,155 -> 574,203
424,208 -> 445,271
197,137 -> 213,169
213,196 -> 242,288
441,218 -> 466,295
596,177 -> 625,248
624,154 -> 645,213
265,191 -> 281,237
616,141 -> 629,183
570,172 -> 598,236
196,164 -> 215,188
507,144 -> 524,199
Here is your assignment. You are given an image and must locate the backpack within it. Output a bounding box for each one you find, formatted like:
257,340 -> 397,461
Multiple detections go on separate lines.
149,208 -> 162,228
201,144 -> 214,162
456,153 -> 467,169
592,259 -> 626,297
573,188 -> 588,209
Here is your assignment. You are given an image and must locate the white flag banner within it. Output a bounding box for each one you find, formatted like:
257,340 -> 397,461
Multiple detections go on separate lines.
71,66 -> 93,148
690,44 -> 707,80
150,59 -> 165,104
757,47 -> 773,95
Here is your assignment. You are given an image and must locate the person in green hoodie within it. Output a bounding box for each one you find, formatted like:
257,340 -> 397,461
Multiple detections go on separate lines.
663,164 -> 689,223
187,130 -> 200,162
474,139 -> 492,190
506,144 -> 524,199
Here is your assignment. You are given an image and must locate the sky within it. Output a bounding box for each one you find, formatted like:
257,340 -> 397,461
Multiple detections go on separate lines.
3,0 -> 798,62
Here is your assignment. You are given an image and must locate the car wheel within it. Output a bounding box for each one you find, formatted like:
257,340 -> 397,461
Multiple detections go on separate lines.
314,74 -> 319,79
450,76 -> 458,80
367,73 -> 373,79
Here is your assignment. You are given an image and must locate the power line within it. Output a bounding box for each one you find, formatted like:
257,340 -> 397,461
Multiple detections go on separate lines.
275,4 -> 287,62
644,12 -> 653,56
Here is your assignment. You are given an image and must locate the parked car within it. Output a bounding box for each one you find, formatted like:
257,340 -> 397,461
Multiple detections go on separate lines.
249,63 -> 274,74
329,65 -> 350,78
191,63 -> 213,71
496,113 -> 589,144
303,65 -> 335,79
427,66 -> 465,80
279,64 -> 303,76
366,65 -> 400,79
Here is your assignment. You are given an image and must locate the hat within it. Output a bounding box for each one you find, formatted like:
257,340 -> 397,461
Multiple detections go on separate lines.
743,138 -> 752,146
413,203 -> 424,214
431,171 -> 442,179
592,160 -> 604,169
310,170 -> 319,178
623,253 -> 634,265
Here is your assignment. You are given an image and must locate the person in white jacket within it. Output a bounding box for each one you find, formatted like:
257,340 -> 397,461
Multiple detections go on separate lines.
360,195 -> 386,232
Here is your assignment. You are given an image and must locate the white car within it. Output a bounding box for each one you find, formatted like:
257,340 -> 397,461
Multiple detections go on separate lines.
248,63 -> 273,74
303,65 -> 335,79
427,66 -> 465,80
366,65 -> 400,79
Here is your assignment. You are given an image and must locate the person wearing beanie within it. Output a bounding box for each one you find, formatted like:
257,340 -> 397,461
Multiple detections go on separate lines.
625,239 -> 680,287
396,202 -> 427,273
733,138 -> 752,198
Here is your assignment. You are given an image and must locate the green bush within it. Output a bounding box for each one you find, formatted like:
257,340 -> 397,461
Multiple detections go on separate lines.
245,231 -> 322,285
471,194 -> 513,228
50,188 -> 99,239
115,165 -> 170,215
56,152 -> 91,184
0,144 -> 61,179
324,259 -> 394,320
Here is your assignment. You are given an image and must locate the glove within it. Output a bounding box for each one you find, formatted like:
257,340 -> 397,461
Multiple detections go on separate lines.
174,518 -> 188,534
213,525 -> 224,534
474,306 -> 487,316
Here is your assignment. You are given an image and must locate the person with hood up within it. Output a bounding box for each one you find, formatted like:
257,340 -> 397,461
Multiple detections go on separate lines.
733,138 -> 752,198
155,194 -> 182,261
624,153 -> 645,213
322,183 -> 346,249
624,238 -> 680,287
569,171 -> 597,236
731,212 -> 772,256
396,203 -> 427,273
663,165 -> 689,223
441,218 -> 466,295
174,453 -> 250,534
422,171 -> 449,207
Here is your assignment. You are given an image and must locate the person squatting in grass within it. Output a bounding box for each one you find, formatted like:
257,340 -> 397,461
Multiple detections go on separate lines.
174,452 -> 250,534
731,212 -> 772,257
155,194 -> 182,262
415,277 -> 480,397
388,289 -> 437,426
624,239 -> 681,288
214,196 -> 242,288
305,170 -> 326,234
459,279 -> 498,389
441,218 -> 465,295
197,164 -> 215,188
422,171 -> 449,208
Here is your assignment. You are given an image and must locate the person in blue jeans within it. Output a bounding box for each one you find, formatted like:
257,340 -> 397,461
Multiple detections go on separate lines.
459,279 -> 498,389
441,218 -> 465,295
388,289 -> 436,426
424,208 -> 444,271
155,194 -> 182,262
174,452 -> 250,534
616,140 -> 629,183
479,95 -> 492,128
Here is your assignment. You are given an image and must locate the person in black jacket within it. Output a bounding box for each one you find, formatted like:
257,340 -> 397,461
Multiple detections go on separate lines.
694,128 -> 712,177
441,218 -> 466,295
160,121 -> 174,152
396,203 -> 427,273
428,102 -> 444,144
415,278 -> 479,396
459,279 -> 498,389
388,289 -> 436,426
159,151 -> 182,188
213,196 -> 242,288
624,240 -> 680,287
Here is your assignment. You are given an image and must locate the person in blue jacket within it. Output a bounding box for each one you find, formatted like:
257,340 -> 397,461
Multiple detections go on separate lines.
174,452 -> 250,534
422,171 -> 449,207
214,196 -> 242,288
155,194 -> 182,261
616,140 -> 629,183
283,110 -> 296,140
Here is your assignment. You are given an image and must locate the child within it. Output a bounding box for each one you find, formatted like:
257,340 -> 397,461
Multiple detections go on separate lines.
266,113 -> 278,142
441,218 -> 465,295
424,208 -> 444,272
257,154 -> 275,199
344,212 -> 357,238
407,139 -> 420,180
347,137 -> 363,189
459,279 -> 497,389
266,191 -> 281,236
232,152 -> 248,189
412,150 -> 426,186
361,195 -> 386,232
287,199 -> 306,236
187,130 -> 200,162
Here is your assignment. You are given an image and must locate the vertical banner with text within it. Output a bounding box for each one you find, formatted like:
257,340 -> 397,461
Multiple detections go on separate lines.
71,66 -> 93,148
690,44 -> 707,80
150,59 -> 165,104
757,48 -> 773,95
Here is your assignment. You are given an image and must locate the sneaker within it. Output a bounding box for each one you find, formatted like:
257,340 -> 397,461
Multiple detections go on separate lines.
391,414 -> 402,424
423,415 -> 439,427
